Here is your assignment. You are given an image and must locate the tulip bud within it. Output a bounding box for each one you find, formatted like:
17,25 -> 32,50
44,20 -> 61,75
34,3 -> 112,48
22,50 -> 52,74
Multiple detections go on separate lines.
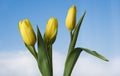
44,17 -> 58,44
18,19 -> 36,45
66,5 -> 76,31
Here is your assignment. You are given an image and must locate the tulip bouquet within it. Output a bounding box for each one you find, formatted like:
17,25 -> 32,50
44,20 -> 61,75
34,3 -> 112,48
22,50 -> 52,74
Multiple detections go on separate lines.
18,5 -> 108,76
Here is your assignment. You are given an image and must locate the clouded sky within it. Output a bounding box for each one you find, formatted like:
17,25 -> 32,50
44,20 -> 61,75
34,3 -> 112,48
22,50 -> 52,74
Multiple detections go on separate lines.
0,0 -> 120,76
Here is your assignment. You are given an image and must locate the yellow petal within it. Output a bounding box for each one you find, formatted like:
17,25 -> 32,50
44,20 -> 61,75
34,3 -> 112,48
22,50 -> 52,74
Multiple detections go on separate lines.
44,17 -> 58,43
66,5 -> 76,31
18,19 -> 36,45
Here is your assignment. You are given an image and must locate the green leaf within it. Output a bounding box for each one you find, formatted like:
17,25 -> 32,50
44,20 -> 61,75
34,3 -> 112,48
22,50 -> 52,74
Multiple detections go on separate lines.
64,12 -> 86,76
68,11 -> 86,56
80,47 -> 109,61
64,48 -> 82,76
25,44 -> 38,60
37,26 -> 52,76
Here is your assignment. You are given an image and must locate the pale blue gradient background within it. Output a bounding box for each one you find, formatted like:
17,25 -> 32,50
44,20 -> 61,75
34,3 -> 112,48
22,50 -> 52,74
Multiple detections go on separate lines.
0,0 -> 120,59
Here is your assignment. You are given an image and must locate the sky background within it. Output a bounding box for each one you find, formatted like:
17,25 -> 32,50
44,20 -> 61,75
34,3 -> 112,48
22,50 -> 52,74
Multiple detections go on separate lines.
0,0 -> 120,76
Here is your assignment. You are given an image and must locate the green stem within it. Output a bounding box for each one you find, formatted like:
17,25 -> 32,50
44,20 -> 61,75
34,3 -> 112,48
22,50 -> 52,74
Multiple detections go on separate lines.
32,45 -> 38,61
43,38 -> 53,76
25,43 -> 38,61
68,11 -> 86,56
70,31 -> 73,43
64,12 -> 86,76
64,31 -> 73,76
47,44 -> 53,76
67,31 -> 73,58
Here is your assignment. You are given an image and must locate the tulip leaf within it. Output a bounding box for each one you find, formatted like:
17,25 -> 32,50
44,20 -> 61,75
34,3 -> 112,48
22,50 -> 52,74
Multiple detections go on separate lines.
37,26 -> 52,76
80,47 -> 109,61
25,44 -> 38,60
64,12 -> 86,76
68,11 -> 86,56
64,48 -> 82,76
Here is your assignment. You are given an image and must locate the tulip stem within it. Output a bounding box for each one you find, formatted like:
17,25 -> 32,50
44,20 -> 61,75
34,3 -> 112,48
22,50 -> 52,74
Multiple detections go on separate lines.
32,45 -> 38,61
25,43 -> 38,61
70,31 -> 73,42
47,44 -> 53,76
67,31 -> 73,57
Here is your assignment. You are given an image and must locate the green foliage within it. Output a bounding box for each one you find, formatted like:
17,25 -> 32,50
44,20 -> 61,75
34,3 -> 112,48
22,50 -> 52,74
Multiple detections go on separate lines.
20,6 -> 109,76
64,48 -> 82,76
64,11 -> 108,76
80,47 -> 109,61
37,26 -> 52,76
64,12 -> 86,76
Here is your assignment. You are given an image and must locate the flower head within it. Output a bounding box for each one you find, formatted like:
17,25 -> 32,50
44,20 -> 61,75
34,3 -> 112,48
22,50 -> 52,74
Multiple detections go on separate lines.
44,17 -> 58,44
66,5 -> 76,31
18,19 -> 36,45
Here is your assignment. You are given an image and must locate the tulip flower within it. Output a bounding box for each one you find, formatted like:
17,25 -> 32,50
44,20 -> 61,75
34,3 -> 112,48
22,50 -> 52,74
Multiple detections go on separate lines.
44,17 -> 58,44
66,5 -> 76,31
18,19 -> 36,45
18,5 -> 109,76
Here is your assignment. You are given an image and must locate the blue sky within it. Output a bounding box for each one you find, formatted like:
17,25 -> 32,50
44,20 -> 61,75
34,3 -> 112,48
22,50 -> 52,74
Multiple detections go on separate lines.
0,0 -> 120,57
0,0 -> 120,76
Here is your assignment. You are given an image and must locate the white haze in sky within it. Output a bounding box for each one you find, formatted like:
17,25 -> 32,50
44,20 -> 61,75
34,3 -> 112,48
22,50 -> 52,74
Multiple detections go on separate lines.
0,51 -> 120,76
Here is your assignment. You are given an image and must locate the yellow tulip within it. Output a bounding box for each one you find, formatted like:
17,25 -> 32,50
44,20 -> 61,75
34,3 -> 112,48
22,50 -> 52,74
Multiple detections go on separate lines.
18,19 -> 36,45
66,5 -> 76,31
44,17 -> 58,43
